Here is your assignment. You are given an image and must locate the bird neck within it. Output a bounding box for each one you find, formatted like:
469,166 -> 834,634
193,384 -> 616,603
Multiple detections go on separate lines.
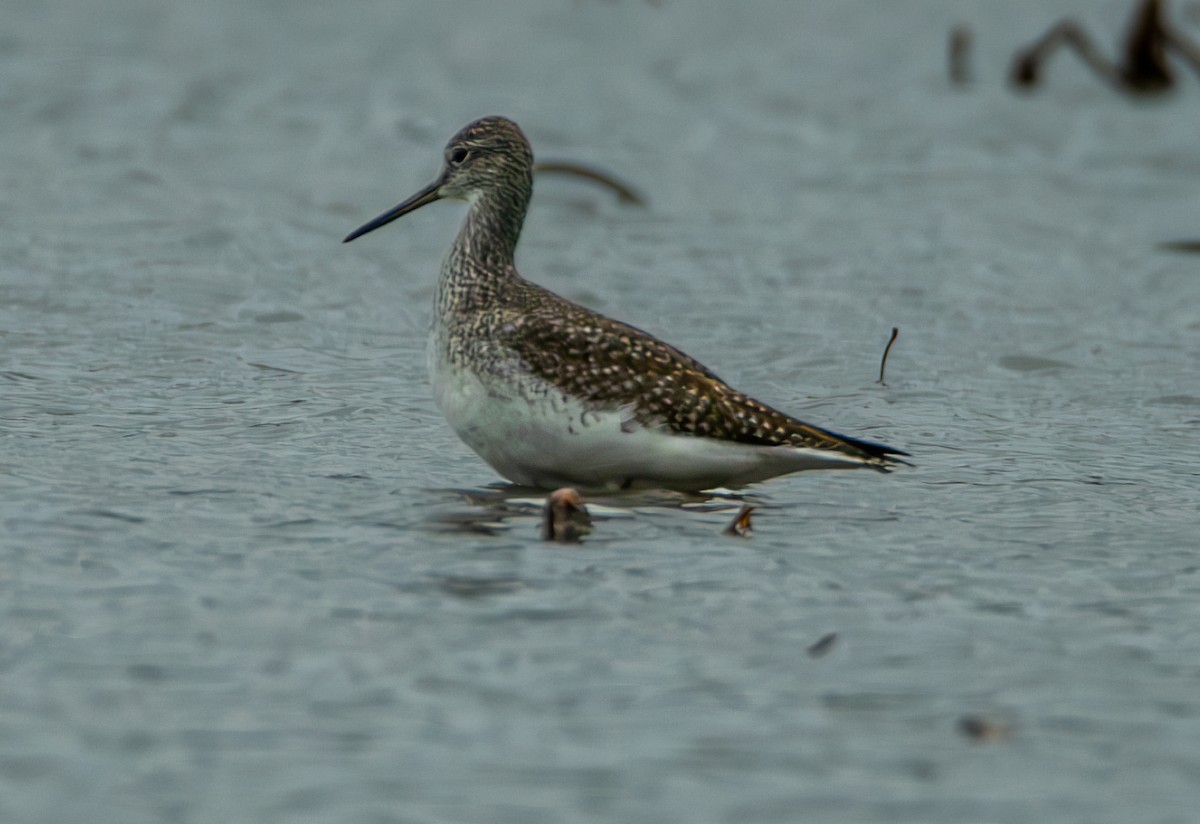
453,180 -> 532,270
437,179 -> 533,319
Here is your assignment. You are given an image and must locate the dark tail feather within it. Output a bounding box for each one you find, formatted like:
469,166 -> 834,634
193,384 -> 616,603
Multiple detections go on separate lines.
824,428 -> 912,471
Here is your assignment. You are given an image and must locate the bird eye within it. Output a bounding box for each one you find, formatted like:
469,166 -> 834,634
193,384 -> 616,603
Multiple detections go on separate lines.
449,147 -> 470,166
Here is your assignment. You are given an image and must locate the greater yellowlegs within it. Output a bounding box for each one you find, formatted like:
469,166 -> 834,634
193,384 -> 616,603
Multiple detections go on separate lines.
344,116 -> 908,491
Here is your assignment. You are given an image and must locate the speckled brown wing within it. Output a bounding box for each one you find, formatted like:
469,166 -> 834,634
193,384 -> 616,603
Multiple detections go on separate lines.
498,288 -> 907,467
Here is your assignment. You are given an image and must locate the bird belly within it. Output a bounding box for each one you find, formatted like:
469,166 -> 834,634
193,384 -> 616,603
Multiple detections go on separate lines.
431,361 -> 864,491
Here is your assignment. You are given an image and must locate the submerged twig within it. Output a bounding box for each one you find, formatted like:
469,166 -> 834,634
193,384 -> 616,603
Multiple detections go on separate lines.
806,632 -> 838,658
541,487 -> 592,542
958,715 -> 1012,743
1159,238 -> 1200,252
534,160 -> 646,206
723,504 -> 755,537
948,25 -> 974,85
878,327 -> 899,386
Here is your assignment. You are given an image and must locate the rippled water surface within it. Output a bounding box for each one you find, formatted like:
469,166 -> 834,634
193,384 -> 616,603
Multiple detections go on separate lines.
3,1 -> 1200,822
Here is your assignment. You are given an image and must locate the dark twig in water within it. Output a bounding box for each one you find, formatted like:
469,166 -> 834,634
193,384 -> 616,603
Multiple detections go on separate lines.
541,487 -> 592,542
878,327 -> 899,386
806,632 -> 838,658
1010,0 -> 1200,94
1159,238 -> 1200,252
723,504 -> 755,537
948,25 -> 973,85
534,161 -> 646,206
958,715 -> 1012,742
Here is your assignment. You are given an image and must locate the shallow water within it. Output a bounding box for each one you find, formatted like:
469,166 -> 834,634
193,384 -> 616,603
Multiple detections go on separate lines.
3,1 -> 1200,822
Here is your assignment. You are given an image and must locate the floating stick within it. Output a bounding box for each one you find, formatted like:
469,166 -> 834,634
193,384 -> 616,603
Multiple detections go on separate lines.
541,487 -> 592,542
534,161 -> 646,206
958,715 -> 1012,742
878,327 -> 899,386
806,632 -> 838,658
723,504 -> 755,537
948,25 -> 973,85
1009,0 -> 1200,94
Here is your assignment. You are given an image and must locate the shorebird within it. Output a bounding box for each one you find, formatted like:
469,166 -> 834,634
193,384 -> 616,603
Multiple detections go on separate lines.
343,116 -> 908,491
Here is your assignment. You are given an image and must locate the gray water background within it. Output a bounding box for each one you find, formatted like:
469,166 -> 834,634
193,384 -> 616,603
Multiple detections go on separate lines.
3,1 -> 1200,821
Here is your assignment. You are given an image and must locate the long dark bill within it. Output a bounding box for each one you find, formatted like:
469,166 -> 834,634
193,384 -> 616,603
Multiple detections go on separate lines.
342,178 -> 443,243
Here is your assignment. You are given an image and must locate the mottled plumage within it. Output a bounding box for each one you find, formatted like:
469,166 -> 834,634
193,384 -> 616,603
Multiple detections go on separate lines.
344,116 -> 908,490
